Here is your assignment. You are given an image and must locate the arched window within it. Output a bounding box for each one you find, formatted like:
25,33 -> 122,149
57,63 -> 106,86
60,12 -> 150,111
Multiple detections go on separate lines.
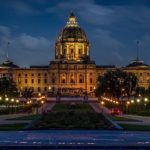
78,49 -> 81,54
90,78 -> 93,83
62,79 -> 66,83
70,78 -> 74,83
71,48 -> 74,54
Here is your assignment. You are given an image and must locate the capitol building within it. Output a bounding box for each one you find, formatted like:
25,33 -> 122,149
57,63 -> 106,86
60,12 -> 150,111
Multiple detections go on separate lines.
0,12 -> 150,96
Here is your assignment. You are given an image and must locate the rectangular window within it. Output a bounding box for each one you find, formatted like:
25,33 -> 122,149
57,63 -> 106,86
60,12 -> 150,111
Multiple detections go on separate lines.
31,79 -> 34,84
90,86 -> 93,91
25,79 -> 28,84
90,78 -> 93,83
38,79 -> 41,84
44,87 -> 47,91
38,87 -> 41,92
44,79 -> 47,84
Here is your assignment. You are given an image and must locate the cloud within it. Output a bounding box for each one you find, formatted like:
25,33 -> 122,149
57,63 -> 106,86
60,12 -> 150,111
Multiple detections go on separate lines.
90,29 -> 125,66
9,0 -> 41,15
0,26 -> 11,37
0,26 -> 52,67
46,0 -> 114,26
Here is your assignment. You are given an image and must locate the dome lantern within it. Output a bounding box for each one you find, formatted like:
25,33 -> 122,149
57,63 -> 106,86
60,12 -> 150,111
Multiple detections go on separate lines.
66,12 -> 78,27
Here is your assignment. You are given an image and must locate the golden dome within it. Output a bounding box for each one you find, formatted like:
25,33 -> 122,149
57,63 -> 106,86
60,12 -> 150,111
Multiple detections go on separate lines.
57,12 -> 88,42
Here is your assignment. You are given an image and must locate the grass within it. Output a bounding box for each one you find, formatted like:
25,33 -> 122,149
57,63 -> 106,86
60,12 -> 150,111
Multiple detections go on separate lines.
30,103 -> 113,130
7,115 -> 39,120
0,123 -> 27,131
119,123 -> 150,131
111,116 -> 139,122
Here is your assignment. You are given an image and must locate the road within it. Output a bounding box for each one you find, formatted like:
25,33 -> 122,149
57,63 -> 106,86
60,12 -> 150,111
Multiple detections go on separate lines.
0,130 -> 149,147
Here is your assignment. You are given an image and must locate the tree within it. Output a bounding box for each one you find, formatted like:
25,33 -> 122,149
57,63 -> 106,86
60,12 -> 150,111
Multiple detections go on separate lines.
95,69 -> 138,100
0,77 -> 19,99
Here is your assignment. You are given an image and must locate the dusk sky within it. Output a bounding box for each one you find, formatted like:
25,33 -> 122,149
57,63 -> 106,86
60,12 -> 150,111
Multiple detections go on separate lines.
0,0 -> 150,67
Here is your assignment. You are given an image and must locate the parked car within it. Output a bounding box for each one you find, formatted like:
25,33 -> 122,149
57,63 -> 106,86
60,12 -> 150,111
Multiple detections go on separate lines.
111,108 -> 122,115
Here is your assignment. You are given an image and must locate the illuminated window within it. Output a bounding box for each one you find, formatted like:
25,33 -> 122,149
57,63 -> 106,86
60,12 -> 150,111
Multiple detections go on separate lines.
62,79 -> 65,83
71,49 -> 74,54
70,78 -> 74,83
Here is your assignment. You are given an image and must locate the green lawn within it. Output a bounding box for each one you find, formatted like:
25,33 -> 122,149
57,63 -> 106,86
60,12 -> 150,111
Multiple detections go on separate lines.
111,116 -> 139,122
7,115 -> 39,120
30,103 -> 113,130
0,123 -> 27,131
119,123 -> 150,131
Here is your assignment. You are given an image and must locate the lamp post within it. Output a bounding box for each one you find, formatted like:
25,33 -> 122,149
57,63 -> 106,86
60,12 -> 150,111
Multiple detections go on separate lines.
101,101 -> 105,113
144,98 -> 148,110
126,101 -> 130,114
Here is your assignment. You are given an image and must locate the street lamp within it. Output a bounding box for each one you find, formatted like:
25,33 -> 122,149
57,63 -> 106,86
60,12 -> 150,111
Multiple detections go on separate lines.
5,97 -> 9,101
11,98 -> 14,102
144,98 -> 148,110
0,97 -> 2,100
144,98 -> 148,102
137,99 -> 140,103
16,99 -> 19,103
101,101 -> 105,105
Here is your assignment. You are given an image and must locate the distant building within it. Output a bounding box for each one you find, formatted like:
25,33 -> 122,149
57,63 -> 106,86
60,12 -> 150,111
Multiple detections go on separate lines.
0,12 -> 150,95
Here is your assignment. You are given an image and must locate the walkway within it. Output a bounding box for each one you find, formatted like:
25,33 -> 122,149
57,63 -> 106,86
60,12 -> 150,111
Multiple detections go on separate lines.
116,114 -> 150,125
90,102 -> 111,114
38,102 -> 56,114
0,113 -> 32,125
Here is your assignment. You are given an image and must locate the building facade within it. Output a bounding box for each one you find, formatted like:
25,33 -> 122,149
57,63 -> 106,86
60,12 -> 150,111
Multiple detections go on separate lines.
0,12 -> 150,96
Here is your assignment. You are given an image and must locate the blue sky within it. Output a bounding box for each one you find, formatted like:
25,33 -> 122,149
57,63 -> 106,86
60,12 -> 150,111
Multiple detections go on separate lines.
0,0 -> 150,67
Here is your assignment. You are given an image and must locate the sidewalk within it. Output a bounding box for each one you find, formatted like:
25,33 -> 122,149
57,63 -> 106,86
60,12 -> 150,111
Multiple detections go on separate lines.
116,114 -> 150,125
0,113 -> 32,125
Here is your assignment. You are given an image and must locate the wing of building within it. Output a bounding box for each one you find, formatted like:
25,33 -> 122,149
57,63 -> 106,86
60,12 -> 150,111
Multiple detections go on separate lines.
0,12 -> 150,96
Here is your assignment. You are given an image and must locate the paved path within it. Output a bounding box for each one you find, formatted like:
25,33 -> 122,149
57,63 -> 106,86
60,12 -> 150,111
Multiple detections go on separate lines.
38,102 -> 56,114
90,103 -> 111,114
0,102 -> 56,125
0,113 -> 32,125
0,130 -> 149,147
116,114 -> 150,125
